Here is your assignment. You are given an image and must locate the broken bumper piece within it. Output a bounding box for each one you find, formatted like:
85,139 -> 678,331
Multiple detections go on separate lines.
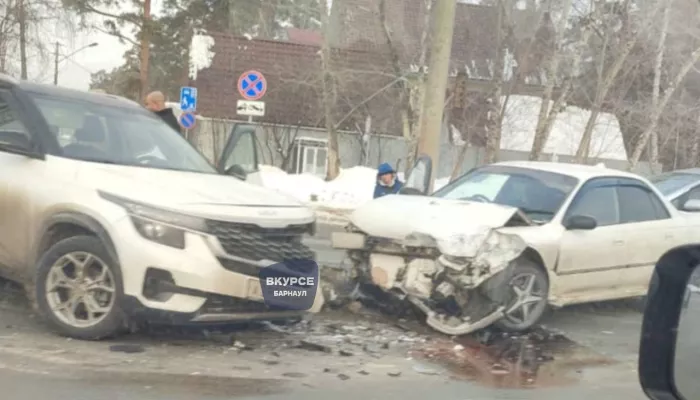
332,225 -> 527,336
408,297 -> 507,336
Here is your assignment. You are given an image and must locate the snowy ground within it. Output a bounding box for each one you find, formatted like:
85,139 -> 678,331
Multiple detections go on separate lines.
259,165 -> 451,214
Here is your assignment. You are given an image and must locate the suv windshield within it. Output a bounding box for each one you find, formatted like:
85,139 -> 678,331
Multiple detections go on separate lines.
649,172 -> 700,196
432,165 -> 579,221
28,92 -> 217,174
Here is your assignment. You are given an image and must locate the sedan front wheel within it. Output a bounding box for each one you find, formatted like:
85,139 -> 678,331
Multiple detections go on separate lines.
494,261 -> 549,332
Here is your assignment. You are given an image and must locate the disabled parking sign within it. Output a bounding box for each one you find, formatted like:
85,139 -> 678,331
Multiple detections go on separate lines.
259,259 -> 319,311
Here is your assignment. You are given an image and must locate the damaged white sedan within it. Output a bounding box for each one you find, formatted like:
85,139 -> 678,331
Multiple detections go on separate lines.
332,159 -> 700,336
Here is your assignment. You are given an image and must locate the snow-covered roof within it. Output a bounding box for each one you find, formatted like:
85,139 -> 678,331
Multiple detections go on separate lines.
500,95 -> 627,160
495,160 -> 640,180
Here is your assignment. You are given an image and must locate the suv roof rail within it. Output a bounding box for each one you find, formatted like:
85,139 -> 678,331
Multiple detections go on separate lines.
0,73 -> 19,85
87,88 -> 141,107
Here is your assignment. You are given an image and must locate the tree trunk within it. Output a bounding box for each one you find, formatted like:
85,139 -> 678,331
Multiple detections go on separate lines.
228,0 -> 237,33
319,0 -> 340,179
259,0 -> 277,38
648,0 -> 670,171
17,0 -> 26,79
450,141 -> 469,181
628,45 -> 700,170
139,0 -> 151,101
529,0 -> 574,161
0,1 -> 12,74
484,2 -> 505,164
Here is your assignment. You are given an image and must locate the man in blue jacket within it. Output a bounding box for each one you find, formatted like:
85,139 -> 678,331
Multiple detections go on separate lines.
373,162 -> 404,199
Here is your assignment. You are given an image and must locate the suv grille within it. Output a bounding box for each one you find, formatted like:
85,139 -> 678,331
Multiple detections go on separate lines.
207,220 -> 315,262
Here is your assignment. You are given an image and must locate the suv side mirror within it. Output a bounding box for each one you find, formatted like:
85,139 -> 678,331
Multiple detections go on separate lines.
225,164 -> 247,180
638,247 -> 700,400
0,130 -> 36,156
682,199 -> 700,212
563,215 -> 597,230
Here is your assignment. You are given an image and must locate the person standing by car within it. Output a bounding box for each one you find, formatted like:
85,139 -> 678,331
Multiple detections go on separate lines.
373,162 -> 403,199
144,91 -> 181,134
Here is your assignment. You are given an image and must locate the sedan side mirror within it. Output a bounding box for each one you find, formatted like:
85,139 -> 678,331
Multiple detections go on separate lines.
225,164 -> 247,180
563,215 -> 597,230
682,199 -> 700,212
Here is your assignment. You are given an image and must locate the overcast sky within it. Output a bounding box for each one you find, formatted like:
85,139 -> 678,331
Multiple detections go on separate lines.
47,1 -> 166,91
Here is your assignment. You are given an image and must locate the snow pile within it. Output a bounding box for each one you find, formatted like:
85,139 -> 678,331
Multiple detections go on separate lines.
260,165 -> 376,209
189,32 -> 216,81
501,95 -> 627,160
260,165 -> 454,210
435,177 -> 451,191
259,165 -> 327,202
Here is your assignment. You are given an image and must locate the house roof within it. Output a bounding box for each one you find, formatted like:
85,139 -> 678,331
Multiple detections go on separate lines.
188,32 -> 402,134
188,1 -> 554,134
285,27 -> 323,46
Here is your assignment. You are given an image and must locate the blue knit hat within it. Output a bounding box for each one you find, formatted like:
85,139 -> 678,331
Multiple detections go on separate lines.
377,162 -> 395,176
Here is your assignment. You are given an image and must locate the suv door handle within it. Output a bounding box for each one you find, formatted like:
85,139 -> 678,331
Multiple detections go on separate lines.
613,240 -> 625,245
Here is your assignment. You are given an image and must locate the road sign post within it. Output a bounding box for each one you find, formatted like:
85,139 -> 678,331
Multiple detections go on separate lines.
180,87 -> 198,112
237,71 -> 267,123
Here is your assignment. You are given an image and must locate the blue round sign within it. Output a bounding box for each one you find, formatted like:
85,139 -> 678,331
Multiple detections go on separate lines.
237,70 -> 267,100
179,112 -> 196,129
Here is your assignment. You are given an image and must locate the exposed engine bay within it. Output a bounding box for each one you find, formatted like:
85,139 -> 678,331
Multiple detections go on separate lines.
330,205 -> 533,336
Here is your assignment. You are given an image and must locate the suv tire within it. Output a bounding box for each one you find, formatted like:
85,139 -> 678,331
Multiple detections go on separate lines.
34,235 -> 127,340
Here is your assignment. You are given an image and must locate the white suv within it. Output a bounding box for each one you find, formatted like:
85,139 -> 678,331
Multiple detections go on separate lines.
0,76 -> 324,339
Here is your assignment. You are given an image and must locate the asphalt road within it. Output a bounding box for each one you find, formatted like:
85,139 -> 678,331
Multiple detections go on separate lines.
1,223 -> 653,400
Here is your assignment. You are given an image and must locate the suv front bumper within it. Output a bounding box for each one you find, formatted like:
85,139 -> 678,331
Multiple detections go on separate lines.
111,217 -> 324,324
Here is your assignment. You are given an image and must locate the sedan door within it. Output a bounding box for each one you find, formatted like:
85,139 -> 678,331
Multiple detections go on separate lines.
613,179 -> 679,294
556,178 -> 628,279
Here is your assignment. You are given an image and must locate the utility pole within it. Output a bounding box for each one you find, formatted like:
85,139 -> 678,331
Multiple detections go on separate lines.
139,0 -> 152,101
53,42 -> 60,85
415,0 -> 457,192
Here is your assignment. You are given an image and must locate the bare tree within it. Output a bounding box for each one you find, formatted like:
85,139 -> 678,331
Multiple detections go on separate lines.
483,0 -> 509,164
647,0 -> 671,169
528,0 -> 573,160
628,48 -> 700,169
574,0 -> 663,163
261,123 -> 302,171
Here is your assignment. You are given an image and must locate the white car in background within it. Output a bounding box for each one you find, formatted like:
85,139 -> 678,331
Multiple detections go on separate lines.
649,168 -> 700,212
332,158 -> 700,335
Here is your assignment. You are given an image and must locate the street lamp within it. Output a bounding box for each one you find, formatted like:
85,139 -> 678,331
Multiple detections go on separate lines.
53,42 -> 99,85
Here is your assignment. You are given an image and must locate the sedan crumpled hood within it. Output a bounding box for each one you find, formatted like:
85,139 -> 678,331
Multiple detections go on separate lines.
350,194 -> 530,258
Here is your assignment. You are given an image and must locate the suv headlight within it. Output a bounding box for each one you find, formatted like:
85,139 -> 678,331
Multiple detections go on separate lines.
99,191 -> 207,249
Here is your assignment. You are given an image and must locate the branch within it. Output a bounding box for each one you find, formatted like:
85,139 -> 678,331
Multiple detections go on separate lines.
628,45 -> 700,168
82,4 -> 142,27
93,25 -> 139,46
333,73 -> 407,129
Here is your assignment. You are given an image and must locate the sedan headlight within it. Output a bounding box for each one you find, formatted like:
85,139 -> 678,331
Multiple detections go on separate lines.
99,191 -> 207,249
